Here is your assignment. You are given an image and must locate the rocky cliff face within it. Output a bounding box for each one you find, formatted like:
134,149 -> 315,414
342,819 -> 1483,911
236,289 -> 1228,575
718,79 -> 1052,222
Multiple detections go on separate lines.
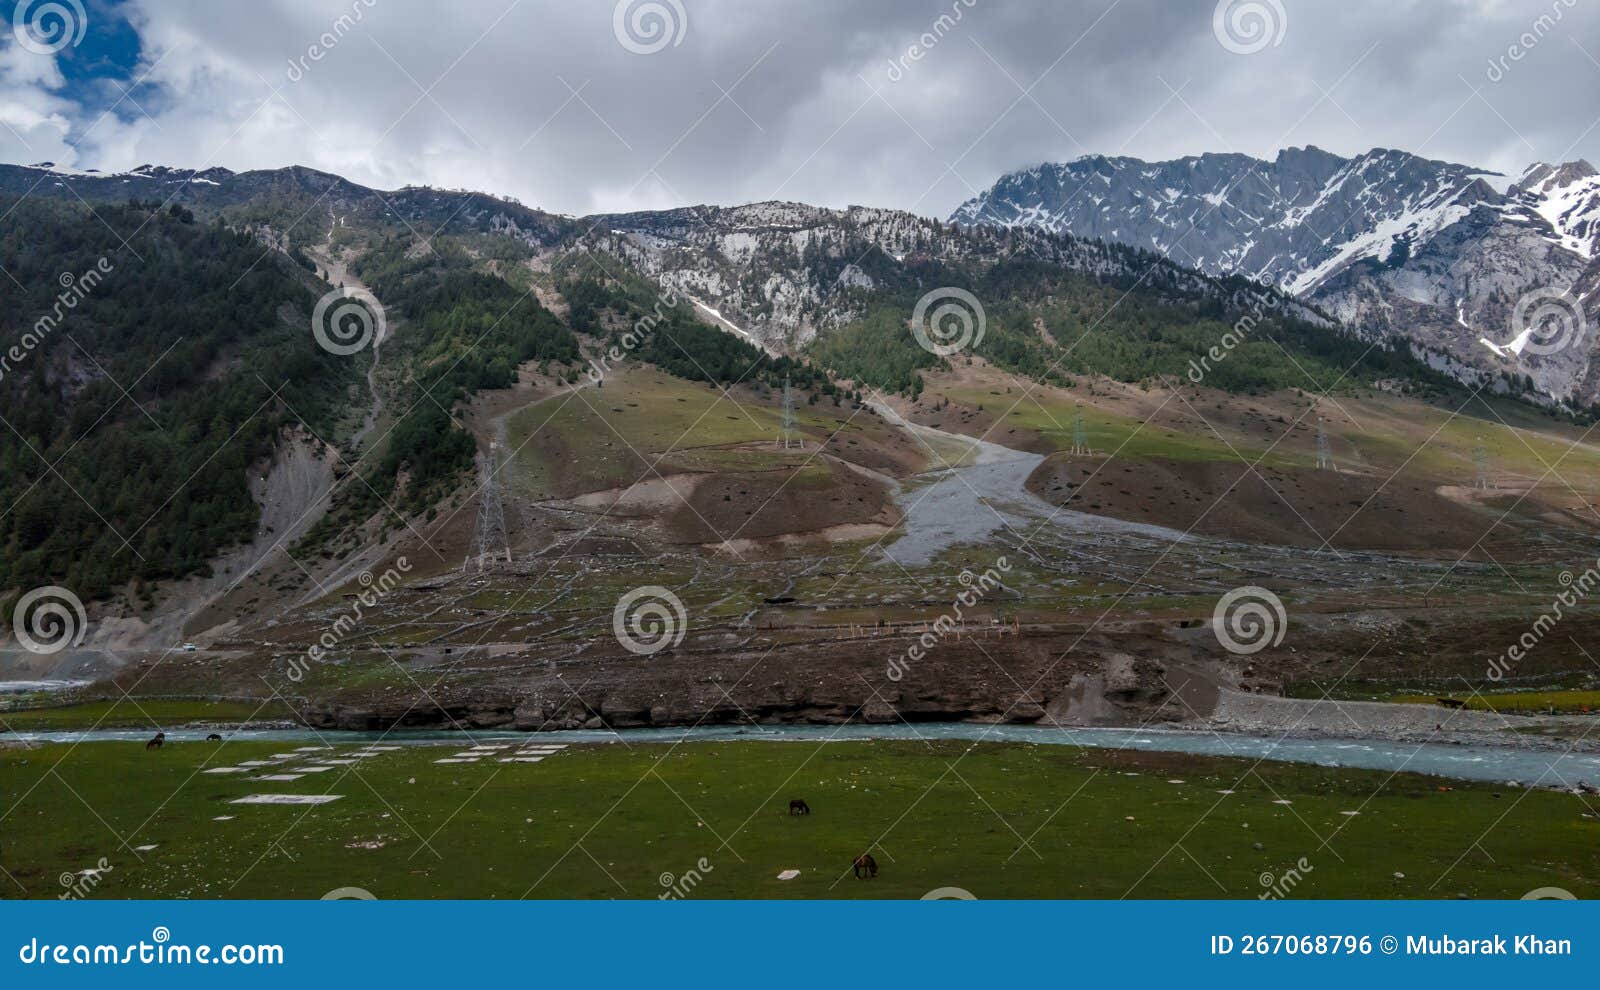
954,148 -> 1600,406
587,199 -> 1328,352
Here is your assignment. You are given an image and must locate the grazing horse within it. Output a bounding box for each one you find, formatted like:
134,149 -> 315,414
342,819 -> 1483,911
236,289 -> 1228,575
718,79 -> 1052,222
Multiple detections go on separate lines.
853,853 -> 878,879
145,732 -> 166,751
1435,697 -> 1466,710
788,799 -> 810,816
205,733 -> 223,742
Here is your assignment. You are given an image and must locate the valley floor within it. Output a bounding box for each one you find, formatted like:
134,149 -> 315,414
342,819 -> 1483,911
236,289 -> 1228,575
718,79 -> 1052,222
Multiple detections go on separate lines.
3,739 -> 1596,900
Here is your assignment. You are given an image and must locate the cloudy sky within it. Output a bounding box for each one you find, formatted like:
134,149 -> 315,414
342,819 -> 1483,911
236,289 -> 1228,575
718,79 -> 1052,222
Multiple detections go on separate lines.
3,0 -> 1599,218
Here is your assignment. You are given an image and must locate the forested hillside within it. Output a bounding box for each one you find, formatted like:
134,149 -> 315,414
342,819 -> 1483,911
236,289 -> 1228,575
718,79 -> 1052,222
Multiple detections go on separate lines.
0,198 -> 360,606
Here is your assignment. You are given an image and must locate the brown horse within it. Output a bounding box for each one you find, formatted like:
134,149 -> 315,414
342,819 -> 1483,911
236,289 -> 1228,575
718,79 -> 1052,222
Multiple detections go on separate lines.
853,853 -> 878,879
788,799 -> 810,816
145,732 -> 165,750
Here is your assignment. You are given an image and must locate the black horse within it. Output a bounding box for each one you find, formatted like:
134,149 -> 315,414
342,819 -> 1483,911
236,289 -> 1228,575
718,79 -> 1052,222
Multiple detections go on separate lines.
145,731 -> 166,750
788,798 -> 810,816
205,733 -> 223,742
853,853 -> 878,879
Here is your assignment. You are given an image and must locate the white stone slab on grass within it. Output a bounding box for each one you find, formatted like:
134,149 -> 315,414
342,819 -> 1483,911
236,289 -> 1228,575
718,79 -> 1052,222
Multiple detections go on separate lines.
497,756 -> 544,763
292,766 -> 335,773
254,774 -> 304,782
230,794 -> 343,805
434,757 -> 478,764
202,767 -> 248,775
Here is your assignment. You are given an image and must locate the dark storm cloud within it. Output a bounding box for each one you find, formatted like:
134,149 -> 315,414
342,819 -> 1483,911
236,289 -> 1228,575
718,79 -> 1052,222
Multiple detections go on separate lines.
2,0 -> 1597,216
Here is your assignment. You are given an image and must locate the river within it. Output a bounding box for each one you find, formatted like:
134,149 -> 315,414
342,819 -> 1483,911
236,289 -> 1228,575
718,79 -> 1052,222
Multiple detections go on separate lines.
9,722 -> 1597,787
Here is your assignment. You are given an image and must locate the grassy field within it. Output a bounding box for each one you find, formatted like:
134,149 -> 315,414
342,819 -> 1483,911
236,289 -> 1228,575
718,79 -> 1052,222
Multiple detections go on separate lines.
0,699 -> 300,731
1390,690 -> 1600,714
2,739 -> 1594,900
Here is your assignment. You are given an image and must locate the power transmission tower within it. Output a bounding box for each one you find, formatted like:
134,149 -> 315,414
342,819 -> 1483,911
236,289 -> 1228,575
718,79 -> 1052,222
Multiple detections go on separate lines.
778,377 -> 802,449
1472,440 -> 1492,490
1071,404 -> 1089,455
468,443 -> 511,573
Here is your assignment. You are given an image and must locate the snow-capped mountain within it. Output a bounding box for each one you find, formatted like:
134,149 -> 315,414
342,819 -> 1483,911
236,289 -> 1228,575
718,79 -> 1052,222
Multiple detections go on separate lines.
955,148 -> 1600,406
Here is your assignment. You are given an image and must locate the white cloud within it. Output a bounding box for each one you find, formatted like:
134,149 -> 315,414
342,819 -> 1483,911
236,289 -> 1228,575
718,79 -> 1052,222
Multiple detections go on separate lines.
1,0 -> 1596,216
